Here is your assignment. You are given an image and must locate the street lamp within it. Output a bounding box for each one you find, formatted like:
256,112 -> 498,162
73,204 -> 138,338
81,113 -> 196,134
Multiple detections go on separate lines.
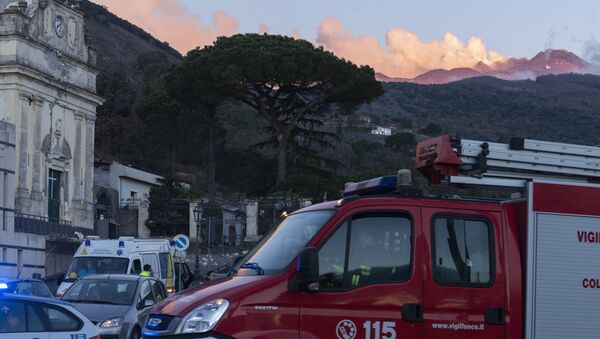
193,204 -> 203,279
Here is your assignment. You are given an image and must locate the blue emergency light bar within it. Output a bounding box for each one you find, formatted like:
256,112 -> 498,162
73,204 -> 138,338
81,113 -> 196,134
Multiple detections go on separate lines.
343,176 -> 398,197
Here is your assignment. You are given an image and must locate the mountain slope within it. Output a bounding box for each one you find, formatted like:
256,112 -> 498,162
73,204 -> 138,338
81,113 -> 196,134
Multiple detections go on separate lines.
377,49 -> 596,84
359,73 -> 600,146
82,0 -> 182,168
81,1 -> 181,63
413,67 -> 483,84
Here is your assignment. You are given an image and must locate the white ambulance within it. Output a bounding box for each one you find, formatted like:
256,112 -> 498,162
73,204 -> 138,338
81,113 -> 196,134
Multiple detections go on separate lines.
56,237 -> 176,297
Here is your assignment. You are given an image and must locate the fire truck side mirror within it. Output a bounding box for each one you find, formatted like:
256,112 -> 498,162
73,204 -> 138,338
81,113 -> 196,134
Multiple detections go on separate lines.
289,247 -> 319,293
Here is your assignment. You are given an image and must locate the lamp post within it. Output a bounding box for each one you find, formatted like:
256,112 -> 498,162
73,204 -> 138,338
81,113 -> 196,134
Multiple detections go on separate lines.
193,204 -> 203,279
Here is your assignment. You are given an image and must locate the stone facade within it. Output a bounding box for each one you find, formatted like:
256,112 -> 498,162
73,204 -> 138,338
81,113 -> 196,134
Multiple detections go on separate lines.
0,0 -> 103,277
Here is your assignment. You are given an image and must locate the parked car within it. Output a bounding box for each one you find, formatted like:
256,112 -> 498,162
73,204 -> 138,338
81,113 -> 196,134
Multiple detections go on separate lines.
60,274 -> 167,339
0,278 -> 54,298
0,293 -> 100,338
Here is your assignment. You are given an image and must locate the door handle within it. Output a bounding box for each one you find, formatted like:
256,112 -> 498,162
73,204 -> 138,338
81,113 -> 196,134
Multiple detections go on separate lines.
401,303 -> 423,322
484,307 -> 505,325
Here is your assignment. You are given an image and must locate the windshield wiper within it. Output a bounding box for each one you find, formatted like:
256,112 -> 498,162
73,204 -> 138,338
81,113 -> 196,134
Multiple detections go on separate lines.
239,262 -> 265,275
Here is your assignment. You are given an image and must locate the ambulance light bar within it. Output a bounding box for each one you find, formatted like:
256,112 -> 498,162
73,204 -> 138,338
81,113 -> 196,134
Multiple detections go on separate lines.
343,176 -> 397,197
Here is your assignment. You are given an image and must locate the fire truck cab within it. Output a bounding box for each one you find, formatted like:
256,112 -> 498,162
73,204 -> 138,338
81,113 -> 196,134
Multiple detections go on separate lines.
143,135 -> 600,339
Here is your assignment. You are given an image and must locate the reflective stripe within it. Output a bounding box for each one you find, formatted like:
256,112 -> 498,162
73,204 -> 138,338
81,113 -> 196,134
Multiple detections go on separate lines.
391,266 -> 397,274
360,265 -> 371,276
167,254 -> 174,288
352,275 -> 360,286
140,271 -> 151,277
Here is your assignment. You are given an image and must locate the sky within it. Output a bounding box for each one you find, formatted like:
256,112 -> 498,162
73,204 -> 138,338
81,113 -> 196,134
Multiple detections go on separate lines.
92,0 -> 600,78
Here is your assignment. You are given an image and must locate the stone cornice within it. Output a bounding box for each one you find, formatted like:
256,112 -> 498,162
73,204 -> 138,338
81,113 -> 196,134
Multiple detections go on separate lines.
0,64 -> 104,106
73,111 -> 85,120
0,34 -> 99,74
51,0 -> 86,16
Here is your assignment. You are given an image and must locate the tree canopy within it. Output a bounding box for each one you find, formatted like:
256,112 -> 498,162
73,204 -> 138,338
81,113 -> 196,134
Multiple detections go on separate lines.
206,34 -> 383,184
166,48 -> 230,197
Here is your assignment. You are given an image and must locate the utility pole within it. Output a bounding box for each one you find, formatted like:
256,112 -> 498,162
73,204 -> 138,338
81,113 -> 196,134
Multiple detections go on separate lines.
193,204 -> 203,279
195,220 -> 200,278
208,217 -> 212,257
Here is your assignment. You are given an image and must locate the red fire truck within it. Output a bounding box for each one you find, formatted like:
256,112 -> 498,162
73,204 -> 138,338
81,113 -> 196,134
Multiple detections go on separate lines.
143,135 -> 600,339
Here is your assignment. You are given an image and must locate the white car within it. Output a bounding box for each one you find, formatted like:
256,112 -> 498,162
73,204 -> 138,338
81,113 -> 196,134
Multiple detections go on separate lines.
0,293 -> 99,339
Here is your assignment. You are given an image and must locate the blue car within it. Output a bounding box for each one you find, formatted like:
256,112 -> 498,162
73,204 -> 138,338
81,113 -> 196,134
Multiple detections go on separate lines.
0,278 -> 54,298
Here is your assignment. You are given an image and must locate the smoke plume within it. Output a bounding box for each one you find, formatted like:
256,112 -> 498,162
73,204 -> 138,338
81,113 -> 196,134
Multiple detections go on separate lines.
316,17 -> 508,78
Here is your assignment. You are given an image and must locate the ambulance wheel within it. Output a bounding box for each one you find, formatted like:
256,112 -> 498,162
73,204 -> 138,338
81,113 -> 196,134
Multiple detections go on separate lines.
130,326 -> 141,339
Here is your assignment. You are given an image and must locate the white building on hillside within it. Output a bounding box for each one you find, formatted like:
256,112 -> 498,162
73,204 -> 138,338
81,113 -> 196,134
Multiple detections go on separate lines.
95,161 -> 163,207
94,161 -> 163,239
0,0 -> 103,278
371,126 -> 393,136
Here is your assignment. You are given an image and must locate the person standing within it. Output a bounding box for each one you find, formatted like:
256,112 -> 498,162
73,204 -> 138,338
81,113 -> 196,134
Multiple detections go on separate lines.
77,260 -> 97,278
140,264 -> 153,277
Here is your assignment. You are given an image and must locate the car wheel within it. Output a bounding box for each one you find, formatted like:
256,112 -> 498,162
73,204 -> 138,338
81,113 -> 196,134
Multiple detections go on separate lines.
130,326 -> 141,339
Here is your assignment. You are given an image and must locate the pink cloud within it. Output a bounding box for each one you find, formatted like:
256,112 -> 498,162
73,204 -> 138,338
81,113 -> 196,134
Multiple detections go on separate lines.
91,2 -> 510,78
259,23 -> 271,34
316,17 -> 508,78
289,28 -> 302,39
93,0 -> 239,54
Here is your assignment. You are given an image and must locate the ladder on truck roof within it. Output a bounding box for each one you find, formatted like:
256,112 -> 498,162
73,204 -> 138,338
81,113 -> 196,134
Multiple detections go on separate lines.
415,135 -> 600,188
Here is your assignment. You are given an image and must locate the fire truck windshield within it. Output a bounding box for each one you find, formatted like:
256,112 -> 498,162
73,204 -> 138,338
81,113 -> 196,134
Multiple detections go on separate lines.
237,210 -> 334,275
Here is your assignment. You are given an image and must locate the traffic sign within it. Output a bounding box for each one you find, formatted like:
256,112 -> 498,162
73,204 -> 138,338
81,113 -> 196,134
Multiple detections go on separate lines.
173,234 -> 190,251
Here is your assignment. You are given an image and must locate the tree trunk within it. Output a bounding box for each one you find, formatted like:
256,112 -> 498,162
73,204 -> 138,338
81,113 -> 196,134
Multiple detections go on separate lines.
276,134 -> 288,185
170,146 -> 176,175
207,108 -> 216,199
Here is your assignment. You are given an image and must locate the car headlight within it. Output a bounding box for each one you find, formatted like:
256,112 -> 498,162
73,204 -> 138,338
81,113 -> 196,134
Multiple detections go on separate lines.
100,317 -> 123,328
176,299 -> 229,334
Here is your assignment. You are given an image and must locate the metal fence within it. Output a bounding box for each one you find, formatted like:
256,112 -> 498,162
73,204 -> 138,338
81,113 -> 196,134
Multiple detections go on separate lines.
257,196 -> 305,235
147,199 -> 190,237
196,194 -> 248,255
14,212 -> 93,239
118,199 -> 141,210
192,194 -> 311,255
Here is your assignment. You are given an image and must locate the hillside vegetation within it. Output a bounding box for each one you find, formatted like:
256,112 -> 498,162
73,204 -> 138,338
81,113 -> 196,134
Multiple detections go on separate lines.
361,74 -> 600,145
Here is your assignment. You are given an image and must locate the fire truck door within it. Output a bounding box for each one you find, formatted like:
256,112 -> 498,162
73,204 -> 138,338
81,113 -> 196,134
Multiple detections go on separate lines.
422,208 -> 506,339
300,206 -> 423,339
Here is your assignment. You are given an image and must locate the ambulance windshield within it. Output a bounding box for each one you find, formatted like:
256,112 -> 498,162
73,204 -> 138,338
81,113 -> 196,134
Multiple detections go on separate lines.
64,257 -> 129,281
238,210 -> 334,275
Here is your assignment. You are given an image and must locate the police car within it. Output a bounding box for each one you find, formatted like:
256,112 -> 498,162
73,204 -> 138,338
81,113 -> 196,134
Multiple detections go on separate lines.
0,293 -> 99,339
0,278 -> 54,298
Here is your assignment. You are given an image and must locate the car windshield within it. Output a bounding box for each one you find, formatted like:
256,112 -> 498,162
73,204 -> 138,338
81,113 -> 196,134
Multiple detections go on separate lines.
64,257 -> 129,281
6,281 -> 53,298
238,210 -> 334,275
62,279 -> 137,305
